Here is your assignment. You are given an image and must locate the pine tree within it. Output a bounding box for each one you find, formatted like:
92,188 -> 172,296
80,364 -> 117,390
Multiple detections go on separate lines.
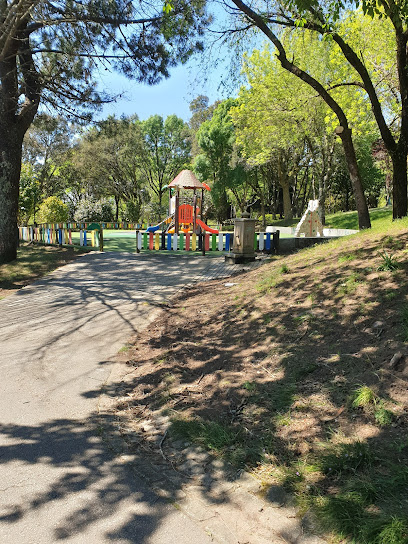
0,0 -> 208,262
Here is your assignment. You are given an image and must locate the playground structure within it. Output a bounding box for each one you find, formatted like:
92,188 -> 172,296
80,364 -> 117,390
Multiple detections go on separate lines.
295,199 -> 324,238
18,171 -> 283,253
146,170 -> 219,235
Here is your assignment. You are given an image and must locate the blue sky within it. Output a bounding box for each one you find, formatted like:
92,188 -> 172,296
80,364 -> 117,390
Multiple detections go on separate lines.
96,47 -> 236,123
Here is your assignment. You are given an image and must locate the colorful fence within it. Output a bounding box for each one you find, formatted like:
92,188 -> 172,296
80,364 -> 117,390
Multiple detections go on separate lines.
21,222 -> 141,230
18,224 -> 279,254
135,230 -> 279,253
18,225 -> 102,250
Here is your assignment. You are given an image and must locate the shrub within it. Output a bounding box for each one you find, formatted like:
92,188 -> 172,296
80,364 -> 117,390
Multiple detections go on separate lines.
74,198 -> 114,222
37,196 -> 69,223
124,199 -> 141,222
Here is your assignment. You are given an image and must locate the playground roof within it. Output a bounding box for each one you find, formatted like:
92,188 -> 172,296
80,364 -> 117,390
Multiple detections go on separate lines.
169,170 -> 205,189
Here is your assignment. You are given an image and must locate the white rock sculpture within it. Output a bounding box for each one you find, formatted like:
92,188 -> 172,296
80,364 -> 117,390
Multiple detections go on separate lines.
295,200 -> 324,237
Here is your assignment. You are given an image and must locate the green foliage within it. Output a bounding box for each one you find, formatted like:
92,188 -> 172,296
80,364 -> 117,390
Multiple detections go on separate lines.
37,196 -> 69,223
317,441 -> 373,476
170,418 -> 237,452
370,517 -> 408,544
338,253 -> 357,262
374,406 -> 394,426
351,385 -> 377,408
170,416 -> 266,467
377,251 -> 400,271
242,381 -> 257,392
139,114 -> 192,217
19,164 -> 41,225
196,99 -> 240,221
74,198 -> 114,222
124,200 -> 142,222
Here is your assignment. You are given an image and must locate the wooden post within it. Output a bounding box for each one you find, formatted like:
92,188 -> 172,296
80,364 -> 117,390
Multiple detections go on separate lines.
175,188 -> 180,234
193,190 -> 197,233
99,228 -> 104,252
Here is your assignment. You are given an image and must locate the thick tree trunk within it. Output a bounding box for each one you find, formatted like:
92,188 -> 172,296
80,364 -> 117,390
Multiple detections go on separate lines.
0,130 -> 24,263
277,154 -> 293,220
390,149 -> 408,218
339,128 -> 371,229
281,180 -> 292,220
1,31 -> 40,263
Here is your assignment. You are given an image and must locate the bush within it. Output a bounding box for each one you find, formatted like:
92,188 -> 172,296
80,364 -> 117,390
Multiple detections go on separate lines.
74,198 -> 114,222
37,196 -> 69,223
124,199 -> 141,222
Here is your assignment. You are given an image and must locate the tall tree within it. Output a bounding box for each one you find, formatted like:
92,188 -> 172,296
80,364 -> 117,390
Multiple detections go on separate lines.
138,114 -> 192,218
76,116 -> 146,220
231,45 -> 334,221
226,0 -> 406,222
189,95 -> 220,156
22,114 -> 76,197
18,164 -> 41,225
195,99 -> 255,221
225,0 -> 371,229
0,0 -> 209,262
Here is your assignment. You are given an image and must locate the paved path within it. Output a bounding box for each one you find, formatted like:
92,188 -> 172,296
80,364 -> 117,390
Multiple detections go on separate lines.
0,252 -> 260,543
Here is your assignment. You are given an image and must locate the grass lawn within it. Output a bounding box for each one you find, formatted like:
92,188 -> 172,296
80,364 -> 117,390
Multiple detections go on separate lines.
325,207 -> 392,230
112,216 -> 408,544
0,243 -> 88,299
70,229 -> 138,252
268,206 -> 393,231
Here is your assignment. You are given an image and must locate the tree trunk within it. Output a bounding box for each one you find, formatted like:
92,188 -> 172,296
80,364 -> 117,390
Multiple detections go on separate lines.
390,149 -> 408,218
319,139 -> 335,227
318,177 -> 326,226
277,153 -> 293,220
261,196 -> 266,229
0,130 -> 24,263
281,180 -> 292,220
115,195 -> 120,221
339,128 -> 371,229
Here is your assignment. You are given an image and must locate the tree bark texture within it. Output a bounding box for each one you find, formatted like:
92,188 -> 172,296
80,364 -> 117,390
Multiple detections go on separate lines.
339,128 -> 371,229
1,21 -> 40,262
391,149 -> 408,218
0,130 -> 24,263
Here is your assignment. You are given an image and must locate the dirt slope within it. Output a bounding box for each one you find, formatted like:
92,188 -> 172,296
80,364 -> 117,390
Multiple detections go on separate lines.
111,228 -> 408,543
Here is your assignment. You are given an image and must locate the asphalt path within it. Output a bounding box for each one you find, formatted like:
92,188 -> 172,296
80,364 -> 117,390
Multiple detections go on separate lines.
0,252 -> 244,544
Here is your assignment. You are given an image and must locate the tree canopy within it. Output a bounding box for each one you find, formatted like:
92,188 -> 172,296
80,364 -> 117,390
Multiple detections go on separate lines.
0,0 -> 210,262
225,0 -> 406,222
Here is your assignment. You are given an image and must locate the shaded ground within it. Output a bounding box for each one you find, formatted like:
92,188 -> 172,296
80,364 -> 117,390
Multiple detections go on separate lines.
109,227 -> 408,543
0,243 -> 87,299
1,252 -> 253,544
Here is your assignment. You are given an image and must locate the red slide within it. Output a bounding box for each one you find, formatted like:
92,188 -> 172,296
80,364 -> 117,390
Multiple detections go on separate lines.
196,218 -> 219,234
